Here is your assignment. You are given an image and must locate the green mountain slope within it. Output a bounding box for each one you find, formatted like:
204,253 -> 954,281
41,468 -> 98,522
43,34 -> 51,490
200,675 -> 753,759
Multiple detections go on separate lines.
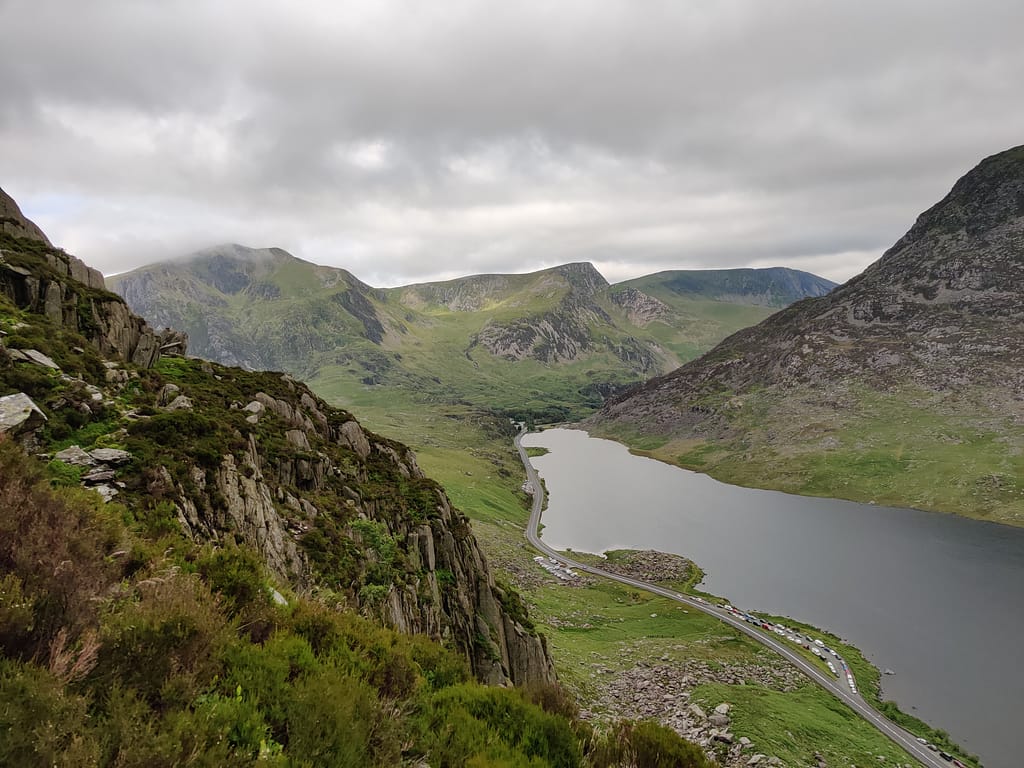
591,144 -> 1024,526
111,253 -> 833,423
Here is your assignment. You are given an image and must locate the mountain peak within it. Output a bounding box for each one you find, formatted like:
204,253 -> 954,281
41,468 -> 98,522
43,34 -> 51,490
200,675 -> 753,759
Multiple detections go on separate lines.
0,187 -> 52,246
548,261 -> 609,294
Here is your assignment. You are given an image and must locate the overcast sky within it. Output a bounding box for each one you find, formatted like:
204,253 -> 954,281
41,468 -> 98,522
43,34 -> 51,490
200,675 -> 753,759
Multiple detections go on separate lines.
2,1 -> 1022,286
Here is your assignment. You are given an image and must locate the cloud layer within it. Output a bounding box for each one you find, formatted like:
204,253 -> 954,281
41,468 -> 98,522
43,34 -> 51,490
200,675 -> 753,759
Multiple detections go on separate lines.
2,0 -> 1022,285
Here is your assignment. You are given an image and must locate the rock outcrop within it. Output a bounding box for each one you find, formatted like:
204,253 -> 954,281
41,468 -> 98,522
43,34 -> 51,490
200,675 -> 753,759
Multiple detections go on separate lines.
0,192 -> 185,368
0,187 -> 51,245
0,392 -> 46,445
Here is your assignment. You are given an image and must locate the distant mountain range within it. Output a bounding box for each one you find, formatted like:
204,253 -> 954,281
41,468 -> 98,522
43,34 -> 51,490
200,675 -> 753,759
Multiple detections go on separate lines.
591,144 -> 1024,526
110,254 -> 834,421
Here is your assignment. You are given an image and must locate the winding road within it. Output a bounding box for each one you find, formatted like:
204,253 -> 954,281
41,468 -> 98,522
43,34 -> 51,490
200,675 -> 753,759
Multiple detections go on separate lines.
516,432 -> 950,768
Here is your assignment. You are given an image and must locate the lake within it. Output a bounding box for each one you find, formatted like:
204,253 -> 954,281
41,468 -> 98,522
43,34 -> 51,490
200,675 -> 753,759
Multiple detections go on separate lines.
522,428 -> 1024,768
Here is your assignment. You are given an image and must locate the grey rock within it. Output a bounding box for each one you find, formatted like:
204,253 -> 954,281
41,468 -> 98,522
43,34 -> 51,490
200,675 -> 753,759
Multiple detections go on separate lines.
709,713 -> 731,727
54,445 -> 96,466
715,702 -> 732,715
89,448 -> 132,465
82,468 -> 116,484
285,429 -> 311,451
338,419 -> 371,459
166,395 -> 193,411
15,348 -> 60,369
93,484 -> 119,502
158,383 -> 181,405
0,392 -> 47,436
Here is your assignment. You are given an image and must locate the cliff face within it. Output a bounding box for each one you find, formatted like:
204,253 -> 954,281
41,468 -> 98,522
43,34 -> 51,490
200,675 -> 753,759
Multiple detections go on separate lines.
126,368 -> 555,685
0,187 -> 52,245
0,192 -> 185,368
0,193 -> 554,686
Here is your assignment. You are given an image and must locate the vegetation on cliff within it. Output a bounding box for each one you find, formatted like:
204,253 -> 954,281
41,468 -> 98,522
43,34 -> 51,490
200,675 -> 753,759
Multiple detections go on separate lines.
0,440 -> 715,766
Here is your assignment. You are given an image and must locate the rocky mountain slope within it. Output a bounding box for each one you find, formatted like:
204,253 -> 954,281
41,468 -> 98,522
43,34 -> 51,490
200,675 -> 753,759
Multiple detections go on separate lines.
591,145 -> 1024,525
110,249 -> 832,422
0,188 -> 554,686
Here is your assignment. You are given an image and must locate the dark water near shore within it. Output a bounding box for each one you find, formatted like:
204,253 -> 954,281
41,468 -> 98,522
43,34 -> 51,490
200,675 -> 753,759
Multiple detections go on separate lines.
522,428 -> 1024,768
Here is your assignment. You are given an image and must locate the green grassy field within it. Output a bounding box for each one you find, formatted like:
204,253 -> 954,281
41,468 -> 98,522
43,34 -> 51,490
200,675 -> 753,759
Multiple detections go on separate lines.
598,384 -> 1024,527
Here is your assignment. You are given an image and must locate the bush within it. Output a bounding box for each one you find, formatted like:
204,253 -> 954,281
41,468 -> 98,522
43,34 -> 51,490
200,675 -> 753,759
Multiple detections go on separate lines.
94,573 -> 230,708
418,684 -> 582,768
0,440 -> 123,658
285,672 -> 390,767
0,658 -> 100,767
587,720 -> 713,768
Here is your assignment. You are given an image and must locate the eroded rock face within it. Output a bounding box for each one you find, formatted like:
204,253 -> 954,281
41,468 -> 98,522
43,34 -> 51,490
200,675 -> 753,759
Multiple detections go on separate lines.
0,392 -> 46,444
610,287 -> 670,326
0,187 -> 51,245
151,377 -> 555,687
0,243 -> 186,371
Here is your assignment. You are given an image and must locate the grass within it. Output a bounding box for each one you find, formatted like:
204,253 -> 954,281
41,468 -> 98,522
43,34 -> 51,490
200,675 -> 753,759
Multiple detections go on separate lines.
526,578 -> 920,767
691,682 -> 915,768
603,384 -> 1024,527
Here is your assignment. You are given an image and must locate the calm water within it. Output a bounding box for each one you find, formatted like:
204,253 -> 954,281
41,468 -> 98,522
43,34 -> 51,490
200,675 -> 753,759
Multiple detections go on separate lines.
522,428 -> 1024,768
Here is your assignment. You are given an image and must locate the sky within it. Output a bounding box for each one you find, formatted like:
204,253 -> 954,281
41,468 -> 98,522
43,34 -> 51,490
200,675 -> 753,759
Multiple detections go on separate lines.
2,1 -> 1022,287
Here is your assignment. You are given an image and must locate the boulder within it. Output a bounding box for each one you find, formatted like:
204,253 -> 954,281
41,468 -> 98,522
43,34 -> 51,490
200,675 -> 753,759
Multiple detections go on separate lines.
89,448 -> 132,465
8,348 -> 60,369
54,445 -> 96,466
166,395 -> 193,411
82,468 -> 117,484
687,703 -> 707,720
158,383 -> 180,405
715,702 -> 731,715
0,392 -> 46,437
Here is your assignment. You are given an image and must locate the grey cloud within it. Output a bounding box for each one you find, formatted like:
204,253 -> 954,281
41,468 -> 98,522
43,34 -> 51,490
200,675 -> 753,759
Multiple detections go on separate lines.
1,0 -> 1022,287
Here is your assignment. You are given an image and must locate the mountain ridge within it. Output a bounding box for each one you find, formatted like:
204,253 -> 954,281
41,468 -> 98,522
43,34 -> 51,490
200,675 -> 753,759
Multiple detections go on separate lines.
110,249 -> 834,422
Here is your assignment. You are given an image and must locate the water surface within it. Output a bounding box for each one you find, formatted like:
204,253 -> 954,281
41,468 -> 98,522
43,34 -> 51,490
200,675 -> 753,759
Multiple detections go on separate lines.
522,428 -> 1024,768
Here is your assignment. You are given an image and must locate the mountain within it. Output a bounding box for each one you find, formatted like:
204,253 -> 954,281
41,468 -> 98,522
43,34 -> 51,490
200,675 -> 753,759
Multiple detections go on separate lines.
591,145 -> 1024,526
617,266 -> 836,308
110,251 -> 832,422
0,188 -> 556,687
0,185 -> 730,766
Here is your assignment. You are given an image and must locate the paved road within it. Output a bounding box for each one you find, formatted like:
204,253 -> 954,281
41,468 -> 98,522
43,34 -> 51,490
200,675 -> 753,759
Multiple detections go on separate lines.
516,432 -> 950,768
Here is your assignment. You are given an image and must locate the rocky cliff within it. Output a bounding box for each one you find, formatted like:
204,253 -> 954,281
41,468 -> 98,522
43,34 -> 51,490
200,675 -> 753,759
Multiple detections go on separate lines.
0,194 -> 554,686
0,189 -> 184,367
591,145 -> 1024,524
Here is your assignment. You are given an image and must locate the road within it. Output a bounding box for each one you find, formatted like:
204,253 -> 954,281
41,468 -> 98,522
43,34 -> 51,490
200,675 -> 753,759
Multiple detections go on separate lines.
515,432 -> 951,768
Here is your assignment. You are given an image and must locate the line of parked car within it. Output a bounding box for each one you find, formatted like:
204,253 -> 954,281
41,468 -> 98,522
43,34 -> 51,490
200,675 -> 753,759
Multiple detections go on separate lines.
717,604 -> 969,766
